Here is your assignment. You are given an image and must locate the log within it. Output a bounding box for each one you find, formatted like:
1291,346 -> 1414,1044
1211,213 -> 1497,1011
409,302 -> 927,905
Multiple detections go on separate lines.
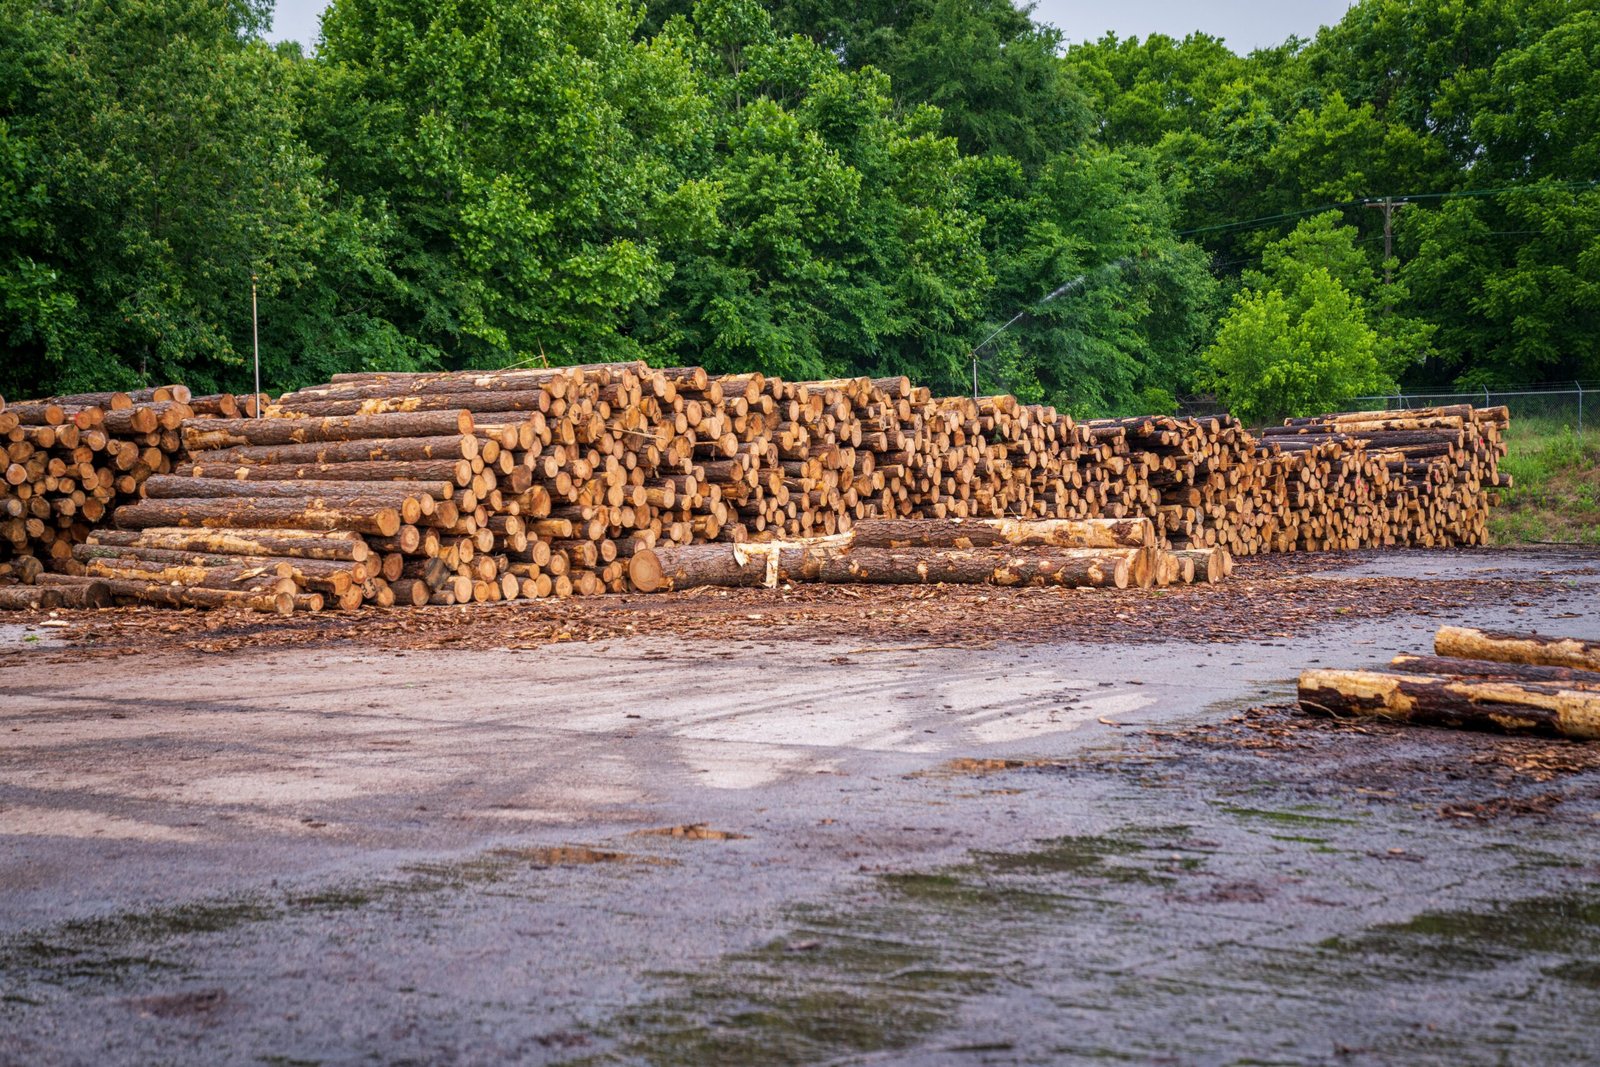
93,578 -> 297,615
848,517 -> 1152,550
181,411 -> 474,451
88,528 -> 370,562
0,585 -> 61,611
113,498 -> 402,537
794,547 -> 1133,589
184,435 -> 479,466
1298,668 -> 1600,740
30,575 -> 116,608
1389,653 -> 1600,690
184,460 -> 474,487
1435,626 -> 1600,672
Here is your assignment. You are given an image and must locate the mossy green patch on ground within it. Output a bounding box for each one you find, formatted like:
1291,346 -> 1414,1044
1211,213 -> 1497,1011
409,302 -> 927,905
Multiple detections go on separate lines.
1490,417 -> 1600,545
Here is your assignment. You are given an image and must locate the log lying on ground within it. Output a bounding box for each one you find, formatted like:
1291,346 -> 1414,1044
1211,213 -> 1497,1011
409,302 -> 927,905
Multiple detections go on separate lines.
0,585 -> 61,610
849,517 -> 1152,550
86,578 -> 303,615
30,574 -> 116,608
794,546 -> 1136,588
1435,626 -> 1600,672
1297,668 -> 1600,740
89,527 -> 371,562
1390,653 -> 1600,690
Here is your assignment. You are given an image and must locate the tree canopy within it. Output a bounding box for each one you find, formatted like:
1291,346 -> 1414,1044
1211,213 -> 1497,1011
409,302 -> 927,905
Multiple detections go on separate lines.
3,0 -> 1596,418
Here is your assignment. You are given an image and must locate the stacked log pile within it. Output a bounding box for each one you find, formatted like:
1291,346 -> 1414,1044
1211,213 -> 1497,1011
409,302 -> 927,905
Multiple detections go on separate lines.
1298,626 -> 1600,741
1,386 -> 202,569
0,363 -> 1508,612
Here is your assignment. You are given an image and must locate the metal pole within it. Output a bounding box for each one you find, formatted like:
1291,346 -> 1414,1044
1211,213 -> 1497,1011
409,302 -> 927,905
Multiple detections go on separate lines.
251,274 -> 261,418
1577,381 -> 1584,435
972,354 -> 978,401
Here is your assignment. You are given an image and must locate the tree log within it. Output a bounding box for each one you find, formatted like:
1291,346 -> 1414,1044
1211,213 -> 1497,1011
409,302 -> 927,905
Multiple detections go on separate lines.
1390,653 -> 1600,690
1434,626 -> 1600,672
181,412 -> 474,451
184,460 -> 474,487
184,434 -> 479,466
1298,668 -> 1600,740
848,516 -> 1152,550
89,528 -> 370,562
113,498 -> 402,537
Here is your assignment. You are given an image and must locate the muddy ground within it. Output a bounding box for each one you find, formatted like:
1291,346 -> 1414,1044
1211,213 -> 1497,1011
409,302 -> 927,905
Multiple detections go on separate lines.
2,547 -> 1600,1065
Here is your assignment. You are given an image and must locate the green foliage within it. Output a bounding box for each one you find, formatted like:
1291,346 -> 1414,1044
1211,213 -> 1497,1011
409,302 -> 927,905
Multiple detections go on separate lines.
4,0 -> 1597,417
1204,217 -> 1393,424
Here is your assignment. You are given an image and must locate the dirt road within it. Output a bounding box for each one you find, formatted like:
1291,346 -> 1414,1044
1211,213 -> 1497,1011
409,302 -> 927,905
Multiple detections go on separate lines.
2,548 -> 1599,1065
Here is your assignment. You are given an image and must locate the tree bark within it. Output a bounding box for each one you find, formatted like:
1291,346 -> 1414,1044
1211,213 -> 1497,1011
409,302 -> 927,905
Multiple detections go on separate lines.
1298,668 -> 1600,740
1389,653 -> 1600,690
849,516 -> 1152,550
89,528 -> 370,562
182,412 -> 474,451
1434,626 -> 1600,672
114,498 -> 402,537
184,460 -> 474,488
185,434 -> 479,467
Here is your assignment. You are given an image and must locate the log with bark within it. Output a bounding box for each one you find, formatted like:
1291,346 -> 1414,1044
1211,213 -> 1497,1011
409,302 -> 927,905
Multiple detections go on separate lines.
1298,668 -> 1600,741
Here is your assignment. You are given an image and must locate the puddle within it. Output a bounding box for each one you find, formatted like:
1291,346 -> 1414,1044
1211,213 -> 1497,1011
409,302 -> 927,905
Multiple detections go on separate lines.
630,825 -> 750,841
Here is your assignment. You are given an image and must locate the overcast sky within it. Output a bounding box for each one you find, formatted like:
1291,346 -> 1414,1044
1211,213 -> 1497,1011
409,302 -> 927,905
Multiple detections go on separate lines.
268,0 -> 1355,55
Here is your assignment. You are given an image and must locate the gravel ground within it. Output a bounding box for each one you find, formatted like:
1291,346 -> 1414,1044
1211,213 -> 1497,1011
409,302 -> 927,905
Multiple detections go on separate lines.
1,546 -> 1599,1065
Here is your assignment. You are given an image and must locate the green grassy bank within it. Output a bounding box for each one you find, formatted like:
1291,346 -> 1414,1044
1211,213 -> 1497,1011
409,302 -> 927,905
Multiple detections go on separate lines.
1489,416 -> 1600,546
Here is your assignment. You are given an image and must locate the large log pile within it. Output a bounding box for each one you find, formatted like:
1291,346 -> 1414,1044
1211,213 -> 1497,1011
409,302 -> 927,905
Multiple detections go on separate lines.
0,363 -> 1509,612
1299,626 -> 1600,741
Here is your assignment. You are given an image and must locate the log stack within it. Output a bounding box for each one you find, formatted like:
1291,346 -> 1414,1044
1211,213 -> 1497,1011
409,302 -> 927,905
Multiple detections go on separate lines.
1298,626 -> 1600,741
1,386 -> 196,570
0,364 -> 1511,612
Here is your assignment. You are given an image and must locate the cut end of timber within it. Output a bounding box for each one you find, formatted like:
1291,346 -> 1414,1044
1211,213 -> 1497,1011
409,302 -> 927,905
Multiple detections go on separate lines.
628,549 -> 663,593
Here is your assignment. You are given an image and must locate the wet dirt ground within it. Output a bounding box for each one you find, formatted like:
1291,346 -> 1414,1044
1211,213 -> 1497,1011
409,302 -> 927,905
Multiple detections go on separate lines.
2,547 -> 1600,1065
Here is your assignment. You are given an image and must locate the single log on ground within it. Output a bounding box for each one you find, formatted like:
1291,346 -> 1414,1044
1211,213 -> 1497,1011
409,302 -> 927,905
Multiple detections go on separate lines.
1434,626 -> 1600,672
796,547 -> 1134,589
1390,653 -> 1600,690
182,411 -> 474,451
1297,668 -> 1600,740
113,498 -> 402,537
0,586 -> 62,610
89,527 -> 371,562
30,574 -> 116,608
849,517 -> 1152,550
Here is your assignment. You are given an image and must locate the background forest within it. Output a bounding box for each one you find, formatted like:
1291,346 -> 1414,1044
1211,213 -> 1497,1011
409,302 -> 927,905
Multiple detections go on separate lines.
2,0 -> 1598,422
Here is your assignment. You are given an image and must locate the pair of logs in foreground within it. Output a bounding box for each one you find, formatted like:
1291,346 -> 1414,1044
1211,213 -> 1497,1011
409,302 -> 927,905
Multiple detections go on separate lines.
1299,626 -> 1600,740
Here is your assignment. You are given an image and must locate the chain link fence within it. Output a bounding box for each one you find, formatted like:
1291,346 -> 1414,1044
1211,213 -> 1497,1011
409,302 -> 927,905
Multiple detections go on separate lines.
1346,384 -> 1594,432
1178,383 -> 1595,431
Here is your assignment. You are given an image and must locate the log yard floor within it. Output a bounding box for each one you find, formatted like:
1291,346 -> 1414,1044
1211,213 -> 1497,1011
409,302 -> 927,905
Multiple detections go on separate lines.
3,547 -> 1600,1065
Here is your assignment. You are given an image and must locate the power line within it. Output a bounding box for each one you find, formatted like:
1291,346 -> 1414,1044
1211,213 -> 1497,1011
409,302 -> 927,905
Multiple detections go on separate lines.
1177,178 -> 1600,238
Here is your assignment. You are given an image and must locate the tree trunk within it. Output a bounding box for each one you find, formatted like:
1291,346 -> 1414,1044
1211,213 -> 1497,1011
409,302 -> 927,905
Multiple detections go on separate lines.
1435,626 -> 1600,672
89,528 -> 370,562
114,498 -> 402,537
1298,668 -> 1600,740
184,459 -> 475,488
185,435 -> 480,467
848,516 -> 1152,550
182,411 -> 474,451
1389,653 -> 1600,690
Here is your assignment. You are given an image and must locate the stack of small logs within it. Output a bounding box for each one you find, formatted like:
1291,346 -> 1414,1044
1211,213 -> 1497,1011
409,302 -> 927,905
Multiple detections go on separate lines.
1299,625 -> 1600,741
2,386 -> 199,567
0,363 -> 1509,613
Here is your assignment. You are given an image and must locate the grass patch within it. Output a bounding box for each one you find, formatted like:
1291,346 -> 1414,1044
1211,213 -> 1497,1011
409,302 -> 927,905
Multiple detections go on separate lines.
1490,416 -> 1600,545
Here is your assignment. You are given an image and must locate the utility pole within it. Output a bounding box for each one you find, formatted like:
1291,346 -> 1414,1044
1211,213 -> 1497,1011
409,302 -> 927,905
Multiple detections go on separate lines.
1364,198 -> 1406,284
251,273 -> 261,418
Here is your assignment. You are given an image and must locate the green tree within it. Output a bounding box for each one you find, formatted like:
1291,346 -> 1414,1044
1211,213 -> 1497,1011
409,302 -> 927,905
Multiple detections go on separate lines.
311,0 -> 708,370
0,0 -> 347,396
1205,216 -> 1395,422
